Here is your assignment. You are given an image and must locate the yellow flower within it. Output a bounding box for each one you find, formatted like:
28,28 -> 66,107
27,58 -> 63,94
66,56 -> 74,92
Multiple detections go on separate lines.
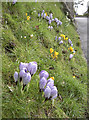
51,54 -> 54,59
45,12 -> 47,16
54,51 -> 59,56
50,48 -> 54,53
26,13 -> 27,16
50,77 -> 54,80
27,16 -> 30,20
65,37 -> 68,40
73,76 -> 75,78
69,46 -> 73,52
73,52 -> 75,55
60,34 -> 66,40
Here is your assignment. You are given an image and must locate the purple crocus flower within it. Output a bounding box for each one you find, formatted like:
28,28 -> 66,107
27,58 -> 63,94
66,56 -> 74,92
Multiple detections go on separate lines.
54,18 -> 58,22
46,16 -> 50,21
38,13 -> 40,17
69,54 -> 74,60
39,70 -> 49,79
19,69 -> 26,78
39,77 -> 47,90
51,19 -> 54,22
55,36 -> 57,41
42,10 -> 45,13
27,62 -> 37,76
43,13 -> 46,19
51,86 -> 58,100
68,39 -> 72,44
19,62 -> 28,71
14,71 -> 18,82
58,37 -> 61,41
48,20 -> 51,25
12,0 -> 17,4
49,13 -> 53,19
59,21 -> 62,25
71,44 -> 73,47
48,26 -> 51,29
47,78 -> 54,84
23,72 -> 31,85
44,86 -> 51,99
47,82 -> 54,89
50,26 -> 53,30
41,12 -> 43,17
59,40 -> 63,45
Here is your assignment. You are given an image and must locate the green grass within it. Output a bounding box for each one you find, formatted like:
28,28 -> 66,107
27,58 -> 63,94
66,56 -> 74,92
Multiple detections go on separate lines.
2,2 -> 87,118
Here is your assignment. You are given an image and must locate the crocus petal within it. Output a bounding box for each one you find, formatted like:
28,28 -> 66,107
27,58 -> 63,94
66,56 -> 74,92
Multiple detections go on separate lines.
69,54 -> 74,59
39,77 -> 47,90
47,82 -> 54,89
12,0 -> 17,4
23,73 -> 31,85
44,86 -> 51,99
39,70 -> 49,79
59,40 -> 63,44
19,62 -> 28,71
19,70 -> 26,78
51,86 -> 58,99
14,71 -> 18,82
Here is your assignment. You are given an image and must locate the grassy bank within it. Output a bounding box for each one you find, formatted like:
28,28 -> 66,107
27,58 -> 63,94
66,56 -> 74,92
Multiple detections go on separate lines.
2,2 -> 87,118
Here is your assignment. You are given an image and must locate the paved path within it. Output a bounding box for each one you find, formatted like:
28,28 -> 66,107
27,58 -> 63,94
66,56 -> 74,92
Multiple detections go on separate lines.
75,17 -> 88,63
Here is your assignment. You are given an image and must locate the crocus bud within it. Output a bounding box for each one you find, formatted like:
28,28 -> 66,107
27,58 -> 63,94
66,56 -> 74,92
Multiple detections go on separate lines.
19,62 -> 28,71
58,37 -> 61,41
68,39 -> 72,44
42,10 -> 45,13
19,69 -> 26,78
46,16 -> 50,21
39,77 -> 47,90
39,70 -> 49,79
43,13 -> 46,18
23,72 -> 31,85
41,13 -> 43,17
50,26 -> 53,30
38,13 -> 40,17
55,36 -> 57,41
59,21 -> 62,25
59,40 -> 63,45
48,26 -> 51,29
54,18 -> 58,22
49,13 -> 53,19
69,54 -> 74,60
51,86 -> 58,100
48,20 -> 51,25
27,62 -> 37,76
71,44 -> 73,47
14,71 -> 18,82
51,19 -> 54,22
12,0 -> 17,4
44,86 -> 51,99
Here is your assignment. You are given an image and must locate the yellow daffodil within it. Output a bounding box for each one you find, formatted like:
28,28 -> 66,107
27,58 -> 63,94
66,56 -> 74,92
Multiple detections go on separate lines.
50,77 -> 54,80
27,16 -> 30,20
26,13 -> 27,16
73,76 -> 75,78
45,12 -> 47,16
50,48 -> 54,53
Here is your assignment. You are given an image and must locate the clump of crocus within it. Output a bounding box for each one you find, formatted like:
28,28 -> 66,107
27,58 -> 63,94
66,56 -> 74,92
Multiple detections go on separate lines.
13,61 -> 37,90
12,0 -> 17,4
50,48 -> 59,60
39,71 -> 58,101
